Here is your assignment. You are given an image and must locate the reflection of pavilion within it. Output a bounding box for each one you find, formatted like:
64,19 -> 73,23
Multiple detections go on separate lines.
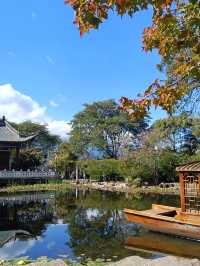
0,116 -> 36,170
0,192 -> 55,205
0,230 -> 31,247
0,192 -> 56,236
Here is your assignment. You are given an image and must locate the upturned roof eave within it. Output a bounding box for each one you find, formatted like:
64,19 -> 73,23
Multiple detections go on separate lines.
0,134 -> 37,144
176,160 -> 200,172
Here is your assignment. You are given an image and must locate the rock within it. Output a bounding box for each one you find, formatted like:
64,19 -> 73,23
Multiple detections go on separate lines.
109,256 -> 200,266
27,259 -> 67,266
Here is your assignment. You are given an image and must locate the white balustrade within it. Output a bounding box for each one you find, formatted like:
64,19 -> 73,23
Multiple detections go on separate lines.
0,170 -> 58,179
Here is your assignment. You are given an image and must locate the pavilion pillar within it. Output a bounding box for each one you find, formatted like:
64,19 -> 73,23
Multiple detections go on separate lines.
179,172 -> 185,212
8,150 -> 12,170
16,147 -> 20,170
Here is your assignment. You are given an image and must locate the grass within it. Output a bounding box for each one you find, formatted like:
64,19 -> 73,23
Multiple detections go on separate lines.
0,180 -> 179,195
0,182 -> 73,194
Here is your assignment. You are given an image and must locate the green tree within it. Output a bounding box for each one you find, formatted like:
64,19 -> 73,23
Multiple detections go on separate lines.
69,100 -> 148,159
49,142 -> 77,178
14,121 -> 62,151
148,114 -> 199,154
79,159 -> 125,181
14,148 -> 44,170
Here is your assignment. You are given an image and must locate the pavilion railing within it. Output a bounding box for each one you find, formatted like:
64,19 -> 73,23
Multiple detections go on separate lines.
0,170 -> 59,179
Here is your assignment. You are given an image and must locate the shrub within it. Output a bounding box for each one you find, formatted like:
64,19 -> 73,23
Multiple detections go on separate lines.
79,159 -> 125,181
14,148 -> 43,170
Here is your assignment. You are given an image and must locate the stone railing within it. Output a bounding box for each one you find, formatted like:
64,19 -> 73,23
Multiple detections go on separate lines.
0,170 -> 59,179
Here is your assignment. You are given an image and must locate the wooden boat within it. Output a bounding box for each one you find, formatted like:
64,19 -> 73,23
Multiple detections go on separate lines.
125,231 -> 200,258
124,161 -> 200,239
125,204 -> 200,239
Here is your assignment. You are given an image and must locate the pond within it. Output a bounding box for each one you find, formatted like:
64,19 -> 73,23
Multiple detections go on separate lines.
0,189 -> 199,262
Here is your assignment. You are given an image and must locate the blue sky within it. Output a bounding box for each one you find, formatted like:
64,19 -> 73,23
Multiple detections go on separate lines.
0,0 -> 166,137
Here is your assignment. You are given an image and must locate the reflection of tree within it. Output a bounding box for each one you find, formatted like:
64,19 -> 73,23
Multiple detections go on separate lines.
0,189 -> 180,260
56,189 -> 179,211
68,207 -> 136,260
55,190 -> 78,223
54,189 -> 179,260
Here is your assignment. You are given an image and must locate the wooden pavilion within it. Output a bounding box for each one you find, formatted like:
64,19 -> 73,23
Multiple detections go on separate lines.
124,160 -> 200,239
0,116 -> 36,170
176,161 -> 200,215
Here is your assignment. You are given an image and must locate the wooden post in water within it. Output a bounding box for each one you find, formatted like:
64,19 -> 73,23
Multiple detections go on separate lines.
75,164 -> 79,182
83,170 -> 86,180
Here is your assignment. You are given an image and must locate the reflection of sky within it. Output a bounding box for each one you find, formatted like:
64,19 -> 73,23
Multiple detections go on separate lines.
0,238 -> 36,259
0,224 -> 76,261
86,208 -> 99,220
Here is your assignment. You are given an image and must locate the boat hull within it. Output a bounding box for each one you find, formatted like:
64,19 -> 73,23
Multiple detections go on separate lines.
124,205 -> 200,240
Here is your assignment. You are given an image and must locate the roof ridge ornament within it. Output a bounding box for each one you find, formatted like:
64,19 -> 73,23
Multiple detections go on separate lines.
0,116 -> 6,127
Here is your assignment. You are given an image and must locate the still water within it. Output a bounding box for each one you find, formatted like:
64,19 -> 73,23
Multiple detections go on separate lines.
0,189 -> 199,262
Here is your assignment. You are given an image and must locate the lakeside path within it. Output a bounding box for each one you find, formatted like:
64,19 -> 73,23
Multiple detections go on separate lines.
110,256 -> 200,266
3,256 -> 199,266
0,181 -> 179,195
70,181 -> 179,195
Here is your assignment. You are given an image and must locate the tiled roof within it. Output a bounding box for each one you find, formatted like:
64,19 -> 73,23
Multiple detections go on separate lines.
176,161 -> 200,172
0,116 -> 35,143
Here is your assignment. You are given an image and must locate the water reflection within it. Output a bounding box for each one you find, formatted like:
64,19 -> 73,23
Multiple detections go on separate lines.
0,189 -> 196,261
125,230 -> 200,259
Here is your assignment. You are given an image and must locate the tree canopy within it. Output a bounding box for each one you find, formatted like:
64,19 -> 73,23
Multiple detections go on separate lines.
11,121 -> 62,170
65,0 -> 200,119
50,98 -> 200,184
147,114 -> 200,154
69,99 -> 148,159
13,121 -> 62,151
49,142 -> 77,177
15,148 -> 44,171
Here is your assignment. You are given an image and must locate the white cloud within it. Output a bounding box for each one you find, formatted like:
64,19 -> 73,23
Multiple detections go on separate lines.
57,93 -> 67,103
7,51 -> 16,57
0,84 -> 71,139
31,12 -> 37,20
46,55 -> 55,65
49,100 -> 59,107
0,238 -> 36,259
47,120 -> 70,139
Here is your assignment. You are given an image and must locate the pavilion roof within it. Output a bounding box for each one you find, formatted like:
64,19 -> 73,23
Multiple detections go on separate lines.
0,116 -> 36,143
176,161 -> 200,172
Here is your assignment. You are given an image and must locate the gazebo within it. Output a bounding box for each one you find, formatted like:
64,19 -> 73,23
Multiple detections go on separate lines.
0,116 -> 36,170
124,160 -> 200,239
176,161 -> 200,214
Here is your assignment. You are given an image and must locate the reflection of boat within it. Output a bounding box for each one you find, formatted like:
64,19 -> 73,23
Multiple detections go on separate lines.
0,230 -> 31,247
125,161 -> 200,239
125,231 -> 200,259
